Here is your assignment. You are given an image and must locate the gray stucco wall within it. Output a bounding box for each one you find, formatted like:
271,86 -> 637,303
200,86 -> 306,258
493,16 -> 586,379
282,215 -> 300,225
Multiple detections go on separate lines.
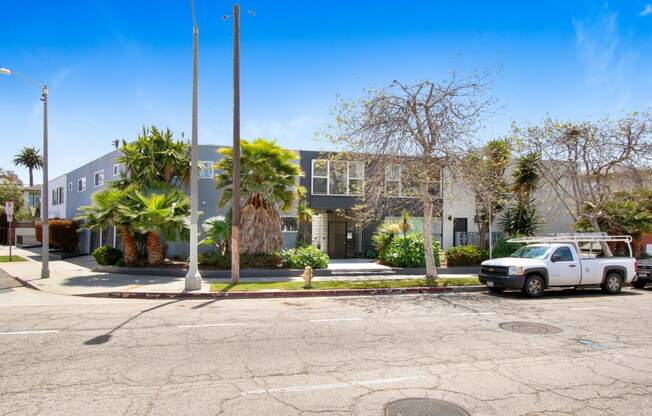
55,144 -> 298,257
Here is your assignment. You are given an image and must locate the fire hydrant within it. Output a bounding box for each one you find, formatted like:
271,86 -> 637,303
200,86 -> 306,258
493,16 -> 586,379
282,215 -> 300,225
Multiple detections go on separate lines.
302,266 -> 314,289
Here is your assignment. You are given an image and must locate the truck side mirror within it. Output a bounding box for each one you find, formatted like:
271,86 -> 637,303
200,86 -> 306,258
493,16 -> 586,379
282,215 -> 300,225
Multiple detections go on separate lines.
551,254 -> 561,262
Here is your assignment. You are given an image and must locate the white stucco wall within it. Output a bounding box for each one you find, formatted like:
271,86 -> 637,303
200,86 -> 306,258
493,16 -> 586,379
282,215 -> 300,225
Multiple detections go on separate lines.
47,174 -> 67,219
441,169 -> 480,249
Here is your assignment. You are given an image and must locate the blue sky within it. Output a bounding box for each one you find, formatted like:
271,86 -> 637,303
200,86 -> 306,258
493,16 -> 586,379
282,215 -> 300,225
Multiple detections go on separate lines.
2,1 -> 652,184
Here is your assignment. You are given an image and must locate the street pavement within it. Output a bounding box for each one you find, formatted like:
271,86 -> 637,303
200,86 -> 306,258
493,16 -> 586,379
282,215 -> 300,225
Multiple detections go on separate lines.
1,284 -> 652,415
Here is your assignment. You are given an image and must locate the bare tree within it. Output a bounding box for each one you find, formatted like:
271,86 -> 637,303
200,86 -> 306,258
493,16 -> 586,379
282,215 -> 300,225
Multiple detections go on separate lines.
326,75 -> 491,278
514,114 -> 652,232
456,139 -> 511,256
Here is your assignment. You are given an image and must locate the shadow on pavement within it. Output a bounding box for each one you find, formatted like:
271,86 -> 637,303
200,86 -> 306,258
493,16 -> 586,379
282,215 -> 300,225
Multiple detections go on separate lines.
84,299 -> 182,345
62,274 -> 183,288
489,287 -> 644,300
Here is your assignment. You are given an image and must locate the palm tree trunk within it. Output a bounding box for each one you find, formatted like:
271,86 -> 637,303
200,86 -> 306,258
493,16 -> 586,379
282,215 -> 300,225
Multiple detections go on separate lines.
29,168 -> 33,187
146,232 -> 164,266
121,227 -> 139,266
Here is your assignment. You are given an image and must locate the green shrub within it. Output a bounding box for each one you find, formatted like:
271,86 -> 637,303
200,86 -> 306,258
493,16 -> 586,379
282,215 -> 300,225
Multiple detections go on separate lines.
492,238 -> 525,259
198,251 -> 282,269
372,221 -> 403,257
379,234 -> 441,268
280,246 -> 329,269
445,245 -> 489,266
92,246 -> 124,266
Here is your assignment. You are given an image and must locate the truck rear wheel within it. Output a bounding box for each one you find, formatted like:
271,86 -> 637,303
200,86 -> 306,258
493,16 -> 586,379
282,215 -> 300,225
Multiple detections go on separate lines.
602,272 -> 623,294
522,275 -> 545,298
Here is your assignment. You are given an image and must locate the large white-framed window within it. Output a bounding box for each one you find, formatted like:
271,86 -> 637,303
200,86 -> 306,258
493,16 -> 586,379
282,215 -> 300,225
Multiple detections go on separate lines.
94,170 -> 104,188
78,177 -> 86,192
198,161 -> 215,179
311,159 -> 364,196
113,164 -> 121,177
384,166 -> 442,198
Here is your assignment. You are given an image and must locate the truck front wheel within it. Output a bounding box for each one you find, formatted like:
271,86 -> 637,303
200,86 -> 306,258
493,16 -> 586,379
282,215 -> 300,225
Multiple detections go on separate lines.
602,273 -> 623,294
522,275 -> 545,298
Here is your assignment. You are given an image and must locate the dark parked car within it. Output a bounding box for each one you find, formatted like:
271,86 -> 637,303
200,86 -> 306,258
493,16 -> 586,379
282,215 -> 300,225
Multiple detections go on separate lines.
633,259 -> 652,289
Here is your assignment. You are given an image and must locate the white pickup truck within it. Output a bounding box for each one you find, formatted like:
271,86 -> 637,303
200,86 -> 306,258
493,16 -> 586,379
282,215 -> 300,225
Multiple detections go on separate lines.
479,235 -> 638,298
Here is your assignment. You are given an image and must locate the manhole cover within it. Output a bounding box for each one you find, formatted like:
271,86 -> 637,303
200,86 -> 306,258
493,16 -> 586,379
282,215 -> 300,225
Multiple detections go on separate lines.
385,398 -> 470,416
499,321 -> 563,335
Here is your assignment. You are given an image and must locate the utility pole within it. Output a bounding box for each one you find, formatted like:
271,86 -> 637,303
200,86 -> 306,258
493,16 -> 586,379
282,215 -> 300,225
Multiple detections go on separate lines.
185,0 -> 202,290
231,3 -> 241,284
41,85 -> 49,278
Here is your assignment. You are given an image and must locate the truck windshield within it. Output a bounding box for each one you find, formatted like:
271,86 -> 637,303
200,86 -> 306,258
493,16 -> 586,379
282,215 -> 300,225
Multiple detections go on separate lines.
511,246 -> 550,259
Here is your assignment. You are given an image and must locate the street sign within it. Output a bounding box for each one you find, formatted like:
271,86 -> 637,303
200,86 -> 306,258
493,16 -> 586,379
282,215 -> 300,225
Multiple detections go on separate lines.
4,201 -> 13,222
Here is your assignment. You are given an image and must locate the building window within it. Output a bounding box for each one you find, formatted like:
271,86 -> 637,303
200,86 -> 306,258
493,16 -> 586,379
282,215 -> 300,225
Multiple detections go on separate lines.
52,186 -> 64,206
281,216 -> 298,232
94,170 -> 104,188
68,182 -> 73,192
113,164 -> 120,177
311,159 -> 364,196
78,177 -> 86,192
384,166 -> 401,197
312,160 -> 328,195
198,161 -> 214,179
384,166 -> 441,198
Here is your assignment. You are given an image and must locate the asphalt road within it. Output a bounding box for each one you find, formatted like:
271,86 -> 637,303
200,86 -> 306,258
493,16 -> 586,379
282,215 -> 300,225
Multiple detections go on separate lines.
1,286 -> 652,415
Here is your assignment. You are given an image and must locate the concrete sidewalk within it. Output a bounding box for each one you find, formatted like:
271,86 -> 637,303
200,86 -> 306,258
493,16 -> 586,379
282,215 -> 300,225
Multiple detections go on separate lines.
0,245 -> 479,297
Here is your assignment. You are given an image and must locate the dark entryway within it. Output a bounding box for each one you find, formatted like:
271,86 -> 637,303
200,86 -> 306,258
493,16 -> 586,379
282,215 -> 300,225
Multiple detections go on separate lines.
327,212 -> 359,258
453,217 -> 468,246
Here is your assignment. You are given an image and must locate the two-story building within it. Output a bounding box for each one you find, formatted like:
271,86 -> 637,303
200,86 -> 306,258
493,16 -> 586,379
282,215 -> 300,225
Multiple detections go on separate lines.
48,144 -> 572,258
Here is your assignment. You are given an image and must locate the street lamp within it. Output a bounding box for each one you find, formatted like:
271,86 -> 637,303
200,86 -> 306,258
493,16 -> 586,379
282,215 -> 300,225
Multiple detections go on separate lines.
1,67 -> 50,278
184,1 -> 202,290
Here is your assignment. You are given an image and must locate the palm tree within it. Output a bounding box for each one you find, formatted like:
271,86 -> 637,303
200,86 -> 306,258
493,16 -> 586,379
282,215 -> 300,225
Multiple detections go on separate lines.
13,147 -> 43,187
501,152 -> 542,236
115,126 -> 190,189
215,138 -> 303,255
121,183 -> 190,266
77,186 -> 140,265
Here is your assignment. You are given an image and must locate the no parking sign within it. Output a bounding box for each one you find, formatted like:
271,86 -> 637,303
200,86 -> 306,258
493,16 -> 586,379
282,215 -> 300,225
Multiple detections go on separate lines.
4,201 -> 13,222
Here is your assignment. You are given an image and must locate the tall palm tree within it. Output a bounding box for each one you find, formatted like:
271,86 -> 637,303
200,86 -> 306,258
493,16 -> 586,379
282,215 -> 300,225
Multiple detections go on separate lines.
13,147 -> 43,187
77,186 -> 140,265
121,183 -> 190,266
215,138 -> 303,254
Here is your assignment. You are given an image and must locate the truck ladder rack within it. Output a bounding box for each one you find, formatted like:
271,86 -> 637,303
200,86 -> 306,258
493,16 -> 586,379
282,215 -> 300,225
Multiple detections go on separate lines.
507,235 -> 633,244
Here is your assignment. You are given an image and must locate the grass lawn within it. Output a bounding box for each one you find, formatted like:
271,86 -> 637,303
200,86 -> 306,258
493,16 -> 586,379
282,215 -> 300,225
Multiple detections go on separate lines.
0,255 -> 27,263
210,276 -> 480,293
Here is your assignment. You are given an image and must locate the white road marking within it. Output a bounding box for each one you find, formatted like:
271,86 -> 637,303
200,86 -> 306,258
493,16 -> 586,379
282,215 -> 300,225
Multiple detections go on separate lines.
0,330 -> 59,336
241,376 -> 424,395
309,318 -> 364,323
569,307 -> 609,311
449,312 -> 496,317
177,323 -> 244,328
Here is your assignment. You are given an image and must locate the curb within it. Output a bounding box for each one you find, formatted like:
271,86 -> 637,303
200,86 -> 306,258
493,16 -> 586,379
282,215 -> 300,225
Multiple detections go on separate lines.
92,265 -> 480,278
6,274 -> 41,291
78,285 -> 487,300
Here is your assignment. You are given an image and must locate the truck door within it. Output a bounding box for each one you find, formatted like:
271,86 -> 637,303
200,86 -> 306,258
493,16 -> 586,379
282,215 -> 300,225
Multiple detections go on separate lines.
548,246 -> 581,286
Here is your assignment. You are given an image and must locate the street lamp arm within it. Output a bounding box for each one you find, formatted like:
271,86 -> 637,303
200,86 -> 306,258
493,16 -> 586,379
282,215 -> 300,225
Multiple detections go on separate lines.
0,67 -> 43,89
